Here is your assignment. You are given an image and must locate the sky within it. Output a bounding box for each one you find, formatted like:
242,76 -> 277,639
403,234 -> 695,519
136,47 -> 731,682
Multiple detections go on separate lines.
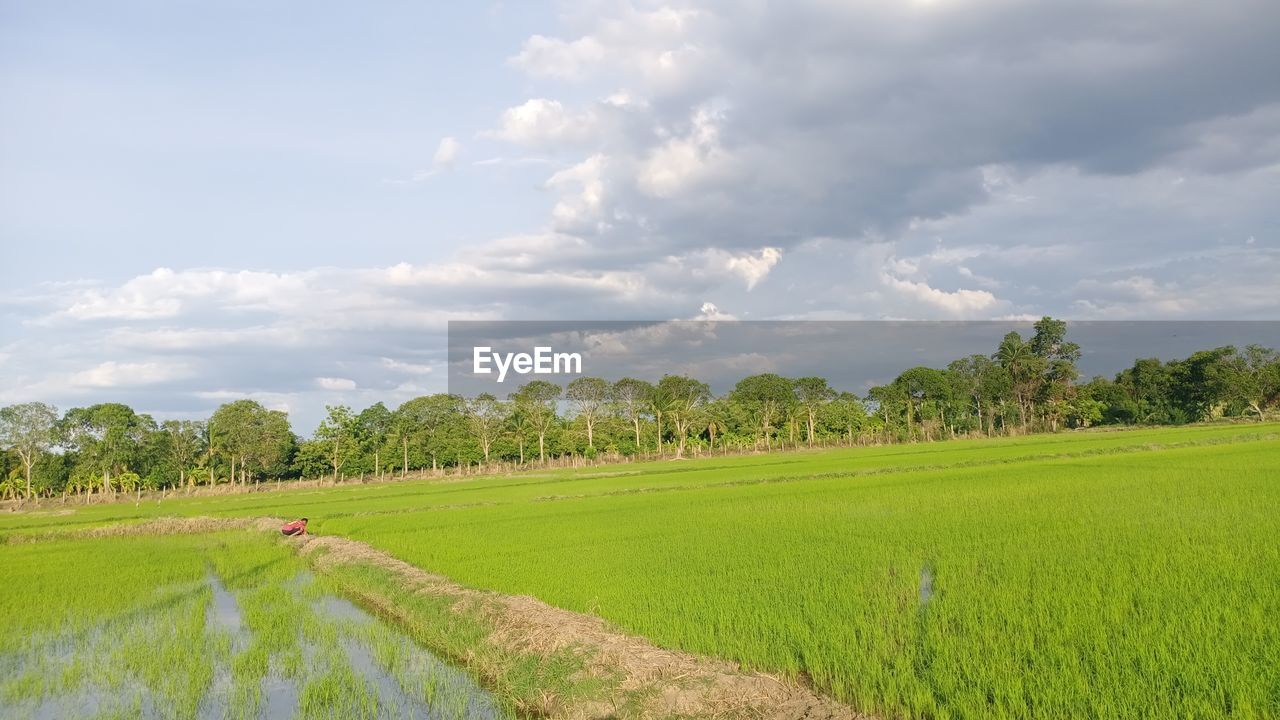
2,0 -> 1278,432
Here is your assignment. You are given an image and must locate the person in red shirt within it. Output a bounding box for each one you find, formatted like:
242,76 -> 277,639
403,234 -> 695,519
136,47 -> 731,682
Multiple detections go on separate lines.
280,518 -> 308,536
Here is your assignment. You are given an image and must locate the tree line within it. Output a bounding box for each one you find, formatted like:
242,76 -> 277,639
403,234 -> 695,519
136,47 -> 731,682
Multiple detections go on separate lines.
2,318 -> 1277,501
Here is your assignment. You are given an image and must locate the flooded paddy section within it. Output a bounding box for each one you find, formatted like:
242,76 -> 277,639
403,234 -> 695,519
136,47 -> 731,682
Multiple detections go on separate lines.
316,595 -> 504,720
0,533 -> 506,720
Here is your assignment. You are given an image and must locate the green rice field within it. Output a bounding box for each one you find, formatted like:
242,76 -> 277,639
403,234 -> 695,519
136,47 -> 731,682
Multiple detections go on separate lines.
0,532 -> 508,719
2,423 -> 1278,719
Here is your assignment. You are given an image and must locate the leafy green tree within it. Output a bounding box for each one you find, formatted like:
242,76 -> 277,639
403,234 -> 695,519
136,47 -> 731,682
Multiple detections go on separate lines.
1065,392 -> 1105,428
507,401 -> 533,464
356,402 -> 395,477
61,403 -> 153,495
867,383 -> 907,442
509,381 -> 561,463
397,395 -> 465,471
823,392 -> 868,444
793,377 -> 836,447
648,379 -> 674,456
1226,345 -> 1280,420
315,405 -> 358,481
1165,346 -> 1236,421
731,373 -> 795,449
1030,317 -> 1081,366
1115,358 -> 1180,424
291,439 -> 331,479
893,367 -> 951,440
995,331 -> 1046,432
29,453 -> 71,497
611,378 -> 653,452
949,355 -> 1008,435
0,402 -> 59,499
701,397 -> 732,451
147,417 -> 207,484
656,375 -> 711,458
116,471 -> 142,494
566,377 -> 610,450
465,393 -> 507,463
209,400 -> 292,484
1029,317 -> 1081,431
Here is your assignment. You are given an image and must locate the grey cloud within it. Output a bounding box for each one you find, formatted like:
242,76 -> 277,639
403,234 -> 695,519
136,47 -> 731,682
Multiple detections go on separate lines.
505,0 -> 1280,252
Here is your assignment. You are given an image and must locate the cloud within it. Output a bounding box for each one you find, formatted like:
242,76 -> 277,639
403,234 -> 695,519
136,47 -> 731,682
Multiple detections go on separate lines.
723,248 -> 782,290
695,302 -> 735,320
1,238 -> 814,428
37,267 -> 309,323
433,136 -> 461,168
70,361 -> 192,388
107,326 -> 309,352
316,377 -> 357,391
661,247 -> 785,292
380,357 -> 434,375
636,105 -> 730,198
384,136 -> 463,184
193,389 -> 297,414
546,154 -> 607,230
879,272 -> 1002,317
509,34 -> 606,80
490,0 -> 1280,260
493,99 -> 596,147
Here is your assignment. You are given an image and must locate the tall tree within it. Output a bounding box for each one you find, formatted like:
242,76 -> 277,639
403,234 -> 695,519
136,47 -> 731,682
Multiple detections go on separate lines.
894,367 -> 951,441
949,355 -> 1010,435
611,378 -> 653,452
702,397 -> 730,451
995,331 -> 1045,432
655,375 -> 711,458
209,400 -> 292,484
793,377 -> 836,447
1167,346 -> 1236,421
565,377 -> 610,450
397,395 -> 465,471
825,392 -> 868,445
0,402 -> 59,499
61,403 -> 153,495
315,405 -> 358,481
1030,317 -> 1081,431
867,384 -> 906,442
1226,345 -> 1280,420
648,379 -> 674,456
160,419 -> 206,488
356,402 -> 395,478
509,381 -> 561,463
1116,358 -> 1179,424
465,393 -> 507,463
731,374 -> 795,449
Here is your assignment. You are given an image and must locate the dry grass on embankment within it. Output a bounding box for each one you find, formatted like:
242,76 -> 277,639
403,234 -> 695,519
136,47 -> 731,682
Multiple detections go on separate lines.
298,532 -> 865,720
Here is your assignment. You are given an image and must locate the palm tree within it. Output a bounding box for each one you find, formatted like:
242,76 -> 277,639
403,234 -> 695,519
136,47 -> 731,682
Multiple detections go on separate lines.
995,332 -> 1043,432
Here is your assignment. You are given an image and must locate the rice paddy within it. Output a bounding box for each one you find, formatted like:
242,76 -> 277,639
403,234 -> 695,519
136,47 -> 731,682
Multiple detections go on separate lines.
0,532 -> 506,720
2,422 -> 1277,719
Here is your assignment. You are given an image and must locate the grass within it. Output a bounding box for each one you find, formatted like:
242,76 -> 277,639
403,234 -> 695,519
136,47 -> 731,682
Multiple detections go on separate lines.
0,532 -> 512,720
314,559 -> 602,716
2,422 -> 1278,718
0,422 -> 1269,539
0,534 -> 220,718
323,436 -> 1280,719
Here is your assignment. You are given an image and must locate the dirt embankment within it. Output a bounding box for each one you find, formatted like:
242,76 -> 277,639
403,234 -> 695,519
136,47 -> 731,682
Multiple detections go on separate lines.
296,533 -> 866,720
3,515 -> 285,544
